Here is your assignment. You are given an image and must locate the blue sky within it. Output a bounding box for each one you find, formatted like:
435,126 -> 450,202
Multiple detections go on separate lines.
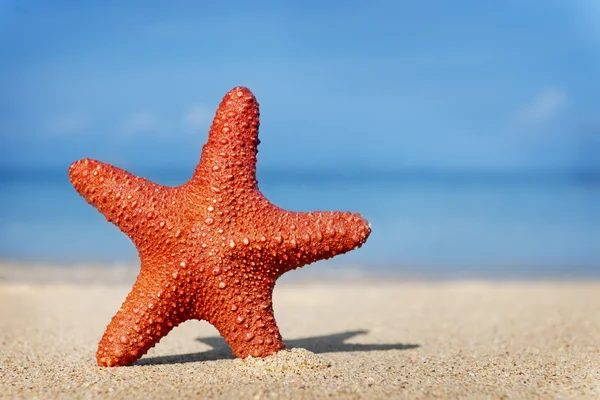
1,0 -> 599,172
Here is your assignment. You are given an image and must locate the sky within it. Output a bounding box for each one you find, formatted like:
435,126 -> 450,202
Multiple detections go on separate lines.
1,0 -> 599,173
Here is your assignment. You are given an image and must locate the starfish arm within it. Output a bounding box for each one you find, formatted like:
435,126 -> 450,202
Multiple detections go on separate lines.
189,87 -> 260,194
203,282 -> 285,358
268,209 -> 371,273
68,158 -> 171,248
96,267 -> 187,367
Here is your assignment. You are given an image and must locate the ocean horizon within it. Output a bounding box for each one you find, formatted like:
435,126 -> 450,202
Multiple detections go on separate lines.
1,165 -> 599,279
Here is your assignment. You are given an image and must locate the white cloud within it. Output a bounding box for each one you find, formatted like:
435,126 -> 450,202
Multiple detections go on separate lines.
116,105 -> 213,139
183,105 -> 212,133
47,113 -> 91,135
119,112 -> 162,137
519,88 -> 566,124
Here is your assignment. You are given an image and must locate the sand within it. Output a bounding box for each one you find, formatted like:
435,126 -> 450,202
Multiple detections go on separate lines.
1,265 -> 599,399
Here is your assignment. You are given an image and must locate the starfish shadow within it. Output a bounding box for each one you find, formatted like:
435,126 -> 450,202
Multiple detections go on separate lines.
136,330 -> 419,366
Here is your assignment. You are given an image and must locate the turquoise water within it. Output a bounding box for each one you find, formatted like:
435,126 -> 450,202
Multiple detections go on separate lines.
1,167 -> 599,278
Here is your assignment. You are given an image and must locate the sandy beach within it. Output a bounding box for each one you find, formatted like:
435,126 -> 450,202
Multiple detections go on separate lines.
1,264 -> 599,399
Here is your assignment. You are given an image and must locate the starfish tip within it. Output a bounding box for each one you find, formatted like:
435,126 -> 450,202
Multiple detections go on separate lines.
217,86 -> 259,117
68,159 -> 87,184
227,85 -> 254,97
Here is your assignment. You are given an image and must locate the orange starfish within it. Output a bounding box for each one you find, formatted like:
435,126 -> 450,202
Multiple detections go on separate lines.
69,87 -> 371,367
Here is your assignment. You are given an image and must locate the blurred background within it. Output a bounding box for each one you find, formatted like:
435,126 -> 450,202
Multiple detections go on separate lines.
1,0 -> 598,278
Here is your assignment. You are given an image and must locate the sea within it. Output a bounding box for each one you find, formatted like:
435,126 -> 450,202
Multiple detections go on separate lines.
1,166 -> 599,279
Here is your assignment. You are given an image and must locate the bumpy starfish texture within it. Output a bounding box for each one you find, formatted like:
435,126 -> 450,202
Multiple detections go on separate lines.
69,87 -> 371,367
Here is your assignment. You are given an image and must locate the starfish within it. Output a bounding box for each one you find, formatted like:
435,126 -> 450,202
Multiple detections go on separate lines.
69,87 -> 371,367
